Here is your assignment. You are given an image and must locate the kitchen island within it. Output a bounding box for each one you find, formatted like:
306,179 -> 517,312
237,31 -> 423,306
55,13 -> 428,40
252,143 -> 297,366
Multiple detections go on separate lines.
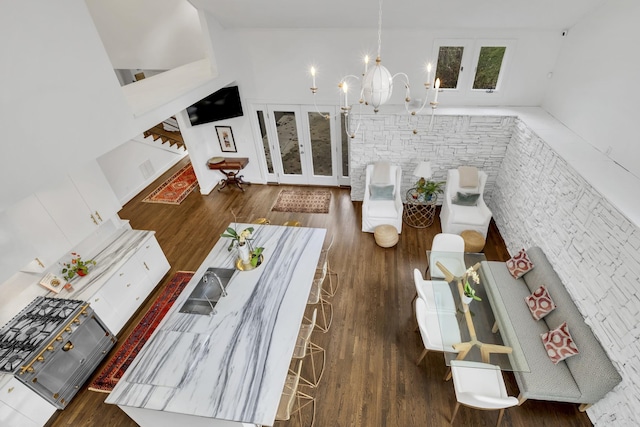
106,223 -> 326,427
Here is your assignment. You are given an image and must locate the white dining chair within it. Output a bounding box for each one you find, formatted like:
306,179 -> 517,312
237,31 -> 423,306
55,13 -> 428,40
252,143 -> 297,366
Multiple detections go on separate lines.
306,268 -> 333,333
275,359 -> 315,427
317,234 -> 339,297
429,233 -> 466,280
412,268 -> 456,314
292,309 -> 325,388
415,297 -> 461,366
449,360 -> 518,427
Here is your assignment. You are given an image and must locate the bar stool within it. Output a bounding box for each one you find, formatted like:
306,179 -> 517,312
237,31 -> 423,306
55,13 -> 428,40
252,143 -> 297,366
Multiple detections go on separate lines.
252,217 -> 270,225
275,360 -> 315,427
292,309 -> 325,388
316,234 -> 339,297
305,269 -> 333,333
283,220 -> 302,227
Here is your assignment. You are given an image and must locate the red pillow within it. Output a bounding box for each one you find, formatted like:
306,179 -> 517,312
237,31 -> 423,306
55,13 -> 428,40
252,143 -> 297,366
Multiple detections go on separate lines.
541,322 -> 579,365
506,249 -> 534,279
525,285 -> 556,320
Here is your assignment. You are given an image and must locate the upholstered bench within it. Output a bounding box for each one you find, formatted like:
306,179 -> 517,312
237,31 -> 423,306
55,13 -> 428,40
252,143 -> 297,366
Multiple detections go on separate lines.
479,247 -> 621,410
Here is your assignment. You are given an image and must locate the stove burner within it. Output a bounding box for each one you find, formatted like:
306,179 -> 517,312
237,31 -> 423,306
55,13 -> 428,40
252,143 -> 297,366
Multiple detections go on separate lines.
0,296 -> 85,373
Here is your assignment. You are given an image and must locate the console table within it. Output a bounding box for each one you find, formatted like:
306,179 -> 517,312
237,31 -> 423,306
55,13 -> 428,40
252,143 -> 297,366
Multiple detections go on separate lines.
207,157 -> 250,191
403,188 -> 437,228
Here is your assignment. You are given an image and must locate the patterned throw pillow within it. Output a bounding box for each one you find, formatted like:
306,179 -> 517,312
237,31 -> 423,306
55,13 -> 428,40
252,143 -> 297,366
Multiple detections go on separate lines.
541,322 -> 579,365
506,249 -> 534,279
525,286 -> 556,320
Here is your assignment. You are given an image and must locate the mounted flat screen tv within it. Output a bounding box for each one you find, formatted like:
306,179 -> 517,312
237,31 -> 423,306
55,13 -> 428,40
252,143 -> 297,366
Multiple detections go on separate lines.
187,85 -> 243,126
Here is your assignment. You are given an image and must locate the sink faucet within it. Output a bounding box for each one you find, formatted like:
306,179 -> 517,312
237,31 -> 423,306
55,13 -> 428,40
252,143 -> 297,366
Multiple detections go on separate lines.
203,271 -> 228,297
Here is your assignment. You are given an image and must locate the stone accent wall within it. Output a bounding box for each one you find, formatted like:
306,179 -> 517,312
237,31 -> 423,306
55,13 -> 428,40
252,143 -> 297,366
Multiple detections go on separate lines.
349,114 -> 515,201
491,118 -> 638,425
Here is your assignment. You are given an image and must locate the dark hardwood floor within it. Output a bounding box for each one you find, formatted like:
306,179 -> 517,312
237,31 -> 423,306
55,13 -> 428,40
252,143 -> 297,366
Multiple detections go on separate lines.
47,158 -> 592,427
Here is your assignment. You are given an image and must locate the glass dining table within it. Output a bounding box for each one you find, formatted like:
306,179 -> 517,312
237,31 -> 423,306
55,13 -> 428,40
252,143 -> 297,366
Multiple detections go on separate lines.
426,251 -> 529,372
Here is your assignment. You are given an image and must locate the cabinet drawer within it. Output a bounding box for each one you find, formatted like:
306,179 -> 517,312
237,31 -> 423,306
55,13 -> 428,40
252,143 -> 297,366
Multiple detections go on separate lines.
137,236 -> 170,285
0,377 -> 56,425
0,400 -> 39,427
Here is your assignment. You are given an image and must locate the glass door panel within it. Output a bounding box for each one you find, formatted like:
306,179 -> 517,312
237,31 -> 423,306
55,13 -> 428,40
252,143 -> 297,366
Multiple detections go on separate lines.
308,112 -> 332,177
274,111 -> 303,176
256,111 -> 273,174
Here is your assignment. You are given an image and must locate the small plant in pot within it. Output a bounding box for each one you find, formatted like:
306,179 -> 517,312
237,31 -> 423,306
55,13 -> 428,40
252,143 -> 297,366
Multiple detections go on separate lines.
462,267 -> 482,303
415,178 -> 445,202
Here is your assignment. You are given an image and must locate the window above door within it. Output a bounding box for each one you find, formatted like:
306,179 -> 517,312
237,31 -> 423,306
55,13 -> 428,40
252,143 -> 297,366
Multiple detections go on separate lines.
433,39 -> 515,96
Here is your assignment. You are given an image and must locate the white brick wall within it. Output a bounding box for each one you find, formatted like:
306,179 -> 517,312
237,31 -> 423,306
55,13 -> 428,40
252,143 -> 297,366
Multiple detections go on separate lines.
349,114 -> 515,201
491,119 -> 639,426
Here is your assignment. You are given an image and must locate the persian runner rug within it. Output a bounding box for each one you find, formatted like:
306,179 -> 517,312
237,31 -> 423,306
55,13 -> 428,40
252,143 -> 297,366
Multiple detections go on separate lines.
88,271 -> 194,393
142,163 -> 198,205
271,189 -> 331,214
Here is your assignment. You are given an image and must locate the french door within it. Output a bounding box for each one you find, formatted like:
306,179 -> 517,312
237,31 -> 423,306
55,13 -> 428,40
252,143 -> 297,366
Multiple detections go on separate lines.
251,104 -> 349,186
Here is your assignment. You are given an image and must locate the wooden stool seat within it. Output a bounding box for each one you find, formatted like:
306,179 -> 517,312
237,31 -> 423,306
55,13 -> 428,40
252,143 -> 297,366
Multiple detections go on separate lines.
460,230 -> 485,252
374,225 -> 399,248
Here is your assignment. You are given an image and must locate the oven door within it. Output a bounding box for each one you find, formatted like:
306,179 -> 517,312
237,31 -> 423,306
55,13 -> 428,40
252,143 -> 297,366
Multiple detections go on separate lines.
21,313 -> 115,409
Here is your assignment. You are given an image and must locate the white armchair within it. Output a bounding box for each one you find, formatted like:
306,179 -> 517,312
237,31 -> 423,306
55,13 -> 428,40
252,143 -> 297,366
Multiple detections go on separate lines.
362,163 -> 403,233
439,168 -> 492,238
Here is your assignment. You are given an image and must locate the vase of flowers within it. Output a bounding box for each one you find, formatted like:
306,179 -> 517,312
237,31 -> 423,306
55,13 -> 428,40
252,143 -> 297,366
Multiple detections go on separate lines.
61,252 -> 96,281
461,266 -> 481,311
221,226 -> 264,268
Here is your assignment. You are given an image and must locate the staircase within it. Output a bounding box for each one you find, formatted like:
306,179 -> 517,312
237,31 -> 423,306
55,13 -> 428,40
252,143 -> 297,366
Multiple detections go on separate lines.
143,117 -> 186,150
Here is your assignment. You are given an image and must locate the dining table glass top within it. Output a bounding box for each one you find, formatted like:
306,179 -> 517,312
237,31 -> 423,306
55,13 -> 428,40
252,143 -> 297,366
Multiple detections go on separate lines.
426,251 -> 530,372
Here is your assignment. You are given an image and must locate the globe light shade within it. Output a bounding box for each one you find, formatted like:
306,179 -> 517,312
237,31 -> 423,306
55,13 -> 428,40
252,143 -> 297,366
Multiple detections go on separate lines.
362,63 -> 393,111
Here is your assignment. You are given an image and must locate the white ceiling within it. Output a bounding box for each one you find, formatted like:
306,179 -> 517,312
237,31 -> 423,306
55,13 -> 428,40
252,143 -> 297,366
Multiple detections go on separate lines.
190,0 -> 608,31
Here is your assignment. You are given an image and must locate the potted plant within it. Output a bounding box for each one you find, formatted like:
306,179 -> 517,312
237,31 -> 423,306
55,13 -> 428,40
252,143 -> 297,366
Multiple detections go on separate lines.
221,226 -> 264,267
415,178 -> 445,202
462,267 -> 482,305
61,252 -> 96,281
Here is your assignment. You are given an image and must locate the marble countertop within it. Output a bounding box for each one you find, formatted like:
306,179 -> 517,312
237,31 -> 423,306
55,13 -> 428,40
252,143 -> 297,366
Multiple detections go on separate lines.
55,229 -> 156,302
106,223 -> 326,426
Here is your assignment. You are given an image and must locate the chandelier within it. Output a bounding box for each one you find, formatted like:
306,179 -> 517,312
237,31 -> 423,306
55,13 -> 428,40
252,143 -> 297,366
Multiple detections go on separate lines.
310,0 -> 441,138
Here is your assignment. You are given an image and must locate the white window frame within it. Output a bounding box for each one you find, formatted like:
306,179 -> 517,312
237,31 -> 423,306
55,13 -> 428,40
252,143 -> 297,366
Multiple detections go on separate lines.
432,39 -> 515,97
468,39 -> 515,94
432,39 -> 473,93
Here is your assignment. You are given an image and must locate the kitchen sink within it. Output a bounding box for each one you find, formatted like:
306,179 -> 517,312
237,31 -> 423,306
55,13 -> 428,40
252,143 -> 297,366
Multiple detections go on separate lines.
179,267 -> 235,315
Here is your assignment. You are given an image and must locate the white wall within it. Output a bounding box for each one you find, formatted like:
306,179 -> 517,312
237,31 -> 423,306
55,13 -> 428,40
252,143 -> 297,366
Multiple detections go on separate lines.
97,138 -> 187,205
0,1 -> 222,211
84,0 -> 205,70
492,119 -> 639,425
0,0 -> 132,209
231,27 -> 562,107
543,0 -> 640,179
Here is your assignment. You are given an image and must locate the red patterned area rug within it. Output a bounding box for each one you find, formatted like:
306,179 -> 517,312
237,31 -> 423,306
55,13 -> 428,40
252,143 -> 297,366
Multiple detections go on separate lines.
271,189 -> 331,214
142,163 -> 198,205
88,271 -> 194,393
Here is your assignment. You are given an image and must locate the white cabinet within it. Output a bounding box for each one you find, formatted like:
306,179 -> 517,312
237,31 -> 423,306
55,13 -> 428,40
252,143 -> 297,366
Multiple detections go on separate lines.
0,377 -> 56,427
70,160 -> 122,226
34,160 -> 122,247
137,237 -> 171,286
0,195 -> 72,283
89,234 -> 169,335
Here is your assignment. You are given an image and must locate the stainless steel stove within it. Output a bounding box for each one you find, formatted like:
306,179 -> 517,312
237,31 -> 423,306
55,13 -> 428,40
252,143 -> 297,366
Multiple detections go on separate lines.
0,296 -> 115,408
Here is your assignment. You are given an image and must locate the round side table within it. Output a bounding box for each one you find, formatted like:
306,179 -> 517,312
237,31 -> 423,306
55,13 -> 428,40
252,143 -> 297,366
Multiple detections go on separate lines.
403,189 -> 437,228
